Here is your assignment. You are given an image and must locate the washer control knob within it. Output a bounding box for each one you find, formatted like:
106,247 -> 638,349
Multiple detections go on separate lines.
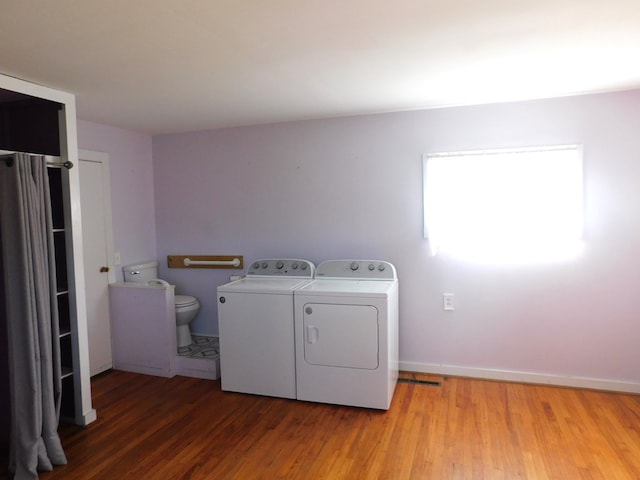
305,306 -> 313,314
301,264 -> 308,270
368,263 -> 375,271
350,262 -> 359,271
252,262 -> 260,269
378,264 -> 386,271
219,296 -> 226,304
276,261 -> 284,269
292,262 -> 299,269
261,262 -> 268,269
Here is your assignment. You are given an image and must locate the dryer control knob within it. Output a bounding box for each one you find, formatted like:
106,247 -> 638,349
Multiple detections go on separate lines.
301,264 -> 308,270
378,264 -> 386,271
292,262 -> 299,269
276,261 -> 284,269
350,262 -> 359,271
219,296 -> 226,304
261,262 -> 268,269
252,262 -> 260,269
368,263 -> 375,271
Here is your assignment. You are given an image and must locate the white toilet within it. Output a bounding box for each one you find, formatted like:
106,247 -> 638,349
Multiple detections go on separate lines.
122,260 -> 201,348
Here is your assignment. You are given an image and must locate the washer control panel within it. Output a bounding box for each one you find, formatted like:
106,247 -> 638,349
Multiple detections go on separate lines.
246,258 -> 316,277
315,260 -> 397,280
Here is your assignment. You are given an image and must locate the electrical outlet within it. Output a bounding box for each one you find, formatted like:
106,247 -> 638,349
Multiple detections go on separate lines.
443,293 -> 455,311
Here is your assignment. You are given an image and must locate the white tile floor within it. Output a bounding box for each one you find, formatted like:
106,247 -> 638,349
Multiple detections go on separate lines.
177,335 -> 219,359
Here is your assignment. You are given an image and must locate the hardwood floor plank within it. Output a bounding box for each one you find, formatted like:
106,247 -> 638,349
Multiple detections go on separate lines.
2,371 -> 638,479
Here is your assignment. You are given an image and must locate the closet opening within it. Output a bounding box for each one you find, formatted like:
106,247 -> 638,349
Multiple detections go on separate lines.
0,88 -> 65,471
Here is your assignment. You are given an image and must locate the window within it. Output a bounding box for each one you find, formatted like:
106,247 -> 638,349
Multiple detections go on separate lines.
423,145 -> 583,264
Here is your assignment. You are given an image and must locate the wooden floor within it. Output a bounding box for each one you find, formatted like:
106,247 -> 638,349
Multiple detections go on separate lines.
5,370 -> 640,479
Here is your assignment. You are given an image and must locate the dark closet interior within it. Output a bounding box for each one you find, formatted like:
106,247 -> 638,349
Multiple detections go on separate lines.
0,90 -> 61,155
0,88 -> 63,457
0,237 -> 7,454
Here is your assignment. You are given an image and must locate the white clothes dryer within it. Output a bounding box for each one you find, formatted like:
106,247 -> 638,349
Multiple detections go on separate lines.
294,260 -> 399,410
217,258 -> 315,399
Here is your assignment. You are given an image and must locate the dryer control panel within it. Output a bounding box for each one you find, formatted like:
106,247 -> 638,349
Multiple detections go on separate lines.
246,258 -> 316,278
314,260 -> 397,280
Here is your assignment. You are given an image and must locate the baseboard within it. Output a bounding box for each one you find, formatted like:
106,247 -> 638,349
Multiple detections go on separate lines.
399,361 -> 640,394
80,408 -> 98,426
175,355 -> 220,380
113,363 -> 174,378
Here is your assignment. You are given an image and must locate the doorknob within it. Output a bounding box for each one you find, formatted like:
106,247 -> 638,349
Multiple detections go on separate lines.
100,266 -> 109,273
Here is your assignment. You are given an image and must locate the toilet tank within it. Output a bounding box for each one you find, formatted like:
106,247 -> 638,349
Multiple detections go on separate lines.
122,260 -> 159,284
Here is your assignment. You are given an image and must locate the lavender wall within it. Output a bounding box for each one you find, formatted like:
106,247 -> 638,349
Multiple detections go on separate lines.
77,120 -> 156,279
152,89 -> 640,388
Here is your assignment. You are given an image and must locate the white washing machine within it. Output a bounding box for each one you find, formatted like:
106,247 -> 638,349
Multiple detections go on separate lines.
294,260 -> 399,410
217,258 -> 315,399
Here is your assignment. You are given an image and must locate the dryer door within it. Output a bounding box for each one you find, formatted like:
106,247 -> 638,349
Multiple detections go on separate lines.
302,303 -> 378,369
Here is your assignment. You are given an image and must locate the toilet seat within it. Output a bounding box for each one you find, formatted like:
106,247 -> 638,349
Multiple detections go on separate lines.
175,295 -> 199,308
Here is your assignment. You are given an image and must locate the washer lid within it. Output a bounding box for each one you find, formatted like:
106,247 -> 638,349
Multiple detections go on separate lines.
296,279 -> 397,297
175,295 -> 198,306
218,277 -> 312,294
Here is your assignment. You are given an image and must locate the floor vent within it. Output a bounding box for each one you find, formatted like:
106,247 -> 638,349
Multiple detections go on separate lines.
398,378 -> 442,387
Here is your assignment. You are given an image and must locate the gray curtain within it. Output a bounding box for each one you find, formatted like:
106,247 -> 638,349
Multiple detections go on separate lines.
0,153 -> 67,479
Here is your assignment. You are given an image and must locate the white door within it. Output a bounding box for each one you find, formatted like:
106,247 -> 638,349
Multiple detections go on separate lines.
79,150 -> 115,376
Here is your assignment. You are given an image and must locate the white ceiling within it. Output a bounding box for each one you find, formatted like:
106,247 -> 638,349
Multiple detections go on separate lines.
1,1 -> 640,134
